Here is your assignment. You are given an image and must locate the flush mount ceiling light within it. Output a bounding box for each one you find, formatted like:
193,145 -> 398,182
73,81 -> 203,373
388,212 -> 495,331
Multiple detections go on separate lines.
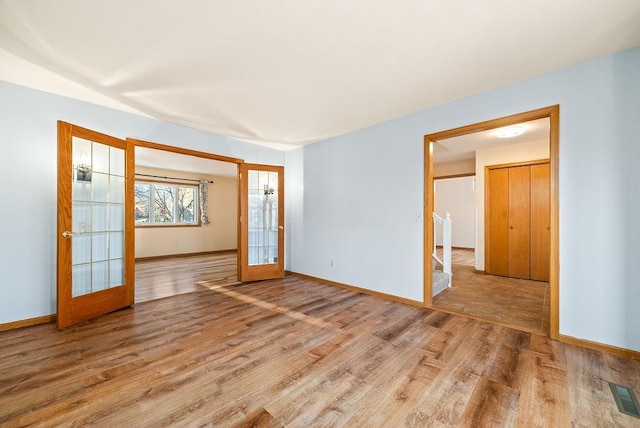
495,125 -> 525,138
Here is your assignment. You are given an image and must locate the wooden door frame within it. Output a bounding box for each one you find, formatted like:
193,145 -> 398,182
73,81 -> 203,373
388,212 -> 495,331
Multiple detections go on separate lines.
484,159 -> 550,278
423,105 -> 560,339
126,139 -> 245,282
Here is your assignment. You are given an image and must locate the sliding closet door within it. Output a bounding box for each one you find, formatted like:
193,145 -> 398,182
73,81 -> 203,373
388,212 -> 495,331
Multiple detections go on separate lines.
508,166 -> 531,279
530,163 -> 550,281
486,168 -> 509,276
485,160 -> 550,281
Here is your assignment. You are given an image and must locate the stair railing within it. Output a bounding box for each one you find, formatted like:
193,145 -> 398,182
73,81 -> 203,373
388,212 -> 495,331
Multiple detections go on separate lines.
432,212 -> 452,285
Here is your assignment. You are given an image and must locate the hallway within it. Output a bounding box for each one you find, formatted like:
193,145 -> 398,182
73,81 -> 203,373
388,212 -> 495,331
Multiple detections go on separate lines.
433,248 -> 549,334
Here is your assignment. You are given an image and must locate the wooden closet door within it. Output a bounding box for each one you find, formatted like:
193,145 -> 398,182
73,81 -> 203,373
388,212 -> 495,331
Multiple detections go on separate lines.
508,166 -> 531,279
530,163 -> 550,281
487,168 -> 509,276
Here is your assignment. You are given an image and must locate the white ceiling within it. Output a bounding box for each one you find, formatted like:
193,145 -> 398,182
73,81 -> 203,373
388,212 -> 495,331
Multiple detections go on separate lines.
136,147 -> 238,177
433,118 -> 550,164
1,1 -> 639,150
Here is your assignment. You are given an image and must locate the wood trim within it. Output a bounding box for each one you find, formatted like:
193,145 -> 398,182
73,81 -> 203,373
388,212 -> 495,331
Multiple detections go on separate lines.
435,245 -> 474,250
128,138 -> 244,165
135,249 -> 237,262
287,272 -> 424,308
279,167 -> 285,279
237,167 -> 243,282
485,158 -> 550,170
0,315 -> 56,332
137,221 -> 200,231
548,105 -> 560,340
424,106 -> 557,141
135,223 -> 202,229
125,139 -> 136,306
56,121 -> 72,325
239,164 -> 248,281
423,105 -> 560,341
134,178 -> 205,186
559,335 -> 640,361
474,269 -> 486,274
433,172 -> 476,180
423,138 -> 434,308
66,122 -> 128,149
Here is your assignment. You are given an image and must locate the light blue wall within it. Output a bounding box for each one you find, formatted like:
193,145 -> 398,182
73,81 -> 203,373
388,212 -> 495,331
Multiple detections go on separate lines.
0,81 -> 284,324
285,47 -> 640,352
2,48 -> 639,353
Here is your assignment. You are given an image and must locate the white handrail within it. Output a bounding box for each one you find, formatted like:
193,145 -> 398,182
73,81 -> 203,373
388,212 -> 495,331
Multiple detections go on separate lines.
442,212 -> 452,279
432,212 -> 443,265
432,212 -> 452,287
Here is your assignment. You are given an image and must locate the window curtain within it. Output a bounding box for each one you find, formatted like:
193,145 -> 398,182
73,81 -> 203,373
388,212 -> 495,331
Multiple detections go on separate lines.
199,180 -> 210,225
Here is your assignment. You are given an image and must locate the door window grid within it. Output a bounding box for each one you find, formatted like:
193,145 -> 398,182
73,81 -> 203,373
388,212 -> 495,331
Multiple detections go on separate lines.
248,170 -> 278,266
71,137 -> 125,297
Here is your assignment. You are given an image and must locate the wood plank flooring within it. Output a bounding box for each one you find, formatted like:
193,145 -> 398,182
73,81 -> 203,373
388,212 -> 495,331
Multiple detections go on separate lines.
434,248 -> 549,334
1,275 -> 639,427
135,251 -> 238,303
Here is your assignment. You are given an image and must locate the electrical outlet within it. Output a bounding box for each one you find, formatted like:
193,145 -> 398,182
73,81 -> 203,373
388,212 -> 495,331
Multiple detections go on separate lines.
329,259 -> 335,268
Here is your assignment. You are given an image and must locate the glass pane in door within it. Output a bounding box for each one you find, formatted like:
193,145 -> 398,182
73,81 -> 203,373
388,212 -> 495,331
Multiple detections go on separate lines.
71,137 -> 125,297
248,169 -> 279,266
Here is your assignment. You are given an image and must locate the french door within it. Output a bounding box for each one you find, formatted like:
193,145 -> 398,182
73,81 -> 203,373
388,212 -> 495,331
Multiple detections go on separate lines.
239,163 -> 285,281
56,122 -> 134,329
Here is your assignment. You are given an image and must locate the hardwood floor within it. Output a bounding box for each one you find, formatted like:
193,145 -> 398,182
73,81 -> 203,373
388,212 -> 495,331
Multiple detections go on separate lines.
135,251 -> 238,303
2,275 -> 639,427
434,248 -> 549,334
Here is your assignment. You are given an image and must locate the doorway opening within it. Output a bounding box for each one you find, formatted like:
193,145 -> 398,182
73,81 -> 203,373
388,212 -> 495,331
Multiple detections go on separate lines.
424,106 -> 559,338
57,123 -> 286,328
131,139 -> 242,303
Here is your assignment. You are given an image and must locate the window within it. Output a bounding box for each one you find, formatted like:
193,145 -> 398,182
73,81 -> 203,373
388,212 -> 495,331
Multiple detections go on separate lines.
135,182 -> 198,226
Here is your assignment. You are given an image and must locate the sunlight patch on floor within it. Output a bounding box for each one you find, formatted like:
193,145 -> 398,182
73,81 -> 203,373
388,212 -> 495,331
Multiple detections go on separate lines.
205,284 -> 338,329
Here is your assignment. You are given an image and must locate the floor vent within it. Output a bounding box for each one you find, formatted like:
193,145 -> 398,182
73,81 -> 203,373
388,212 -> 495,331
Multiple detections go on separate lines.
609,382 -> 640,419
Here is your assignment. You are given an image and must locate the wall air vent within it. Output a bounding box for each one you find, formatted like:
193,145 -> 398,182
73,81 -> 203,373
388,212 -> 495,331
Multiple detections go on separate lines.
609,382 -> 640,419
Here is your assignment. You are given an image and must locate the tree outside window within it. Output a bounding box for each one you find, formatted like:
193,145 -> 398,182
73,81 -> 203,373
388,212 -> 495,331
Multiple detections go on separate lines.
154,185 -> 174,223
134,182 -> 198,226
134,183 -> 150,223
177,187 -> 196,223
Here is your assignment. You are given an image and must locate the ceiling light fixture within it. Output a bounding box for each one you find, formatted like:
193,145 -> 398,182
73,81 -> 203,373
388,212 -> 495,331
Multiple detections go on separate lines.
495,125 -> 525,138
